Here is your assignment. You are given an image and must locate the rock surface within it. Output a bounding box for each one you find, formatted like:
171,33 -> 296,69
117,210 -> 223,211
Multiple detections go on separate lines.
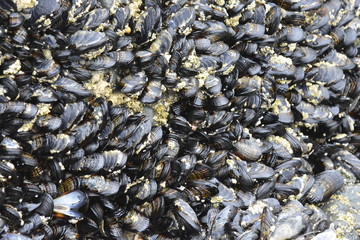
322,184 -> 360,240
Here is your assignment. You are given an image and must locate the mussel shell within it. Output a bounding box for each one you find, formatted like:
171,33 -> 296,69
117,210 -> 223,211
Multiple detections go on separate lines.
83,8 -> 109,29
173,198 -> 201,235
19,213 -> 43,235
265,6 -> 281,34
187,163 -> 214,180
291,47 -> 317,65
167,6 -> 195,30
107,51 -> 135,65
12,27 -> 28,45
32,133 -> 76,154
127,179 -> 158,202
209,205 -> 237,239
1,205 -> 22,227
81,175 -> 120,196
58,176 -> 81,194
135,6 -> 161,43
306,170 -> 344,203
256,181 -> 276,200
38,182 -> 58,197
186,180 -> 219,200
70,150 -> 127,173
35,115 -> 62,133
207,94 -> 229,110
140,81 -> 164,104
34,193 -> 54,217
169,116 -> 192,134
322,49 -> 355,70
205,150 -> 228,169
343,28 -> 357,46
82,55 -> 116,71
53,77 -> 92,98
332,150 -> 360,179
34,56 -> 61,78
285,26 -> 305,43
69,31 -> 108,52
122,210 -> 149,232
274,183 -> 300,200
181,77 -> 199,98
195,38 -> 211,52
119,72 -> 147,94
234,139 -> 262,161
149,29 -> 174,54
0,137 -> 22,158
247,162 -> 275,180
77,218 -> 99,235
114,6 -> 130,30
8,13 -> 25,30
269,212 -> 309,240
60,101 -> 87,130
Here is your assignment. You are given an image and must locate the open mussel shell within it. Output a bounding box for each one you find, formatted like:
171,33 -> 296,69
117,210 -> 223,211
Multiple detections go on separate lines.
53,190 -> 88,218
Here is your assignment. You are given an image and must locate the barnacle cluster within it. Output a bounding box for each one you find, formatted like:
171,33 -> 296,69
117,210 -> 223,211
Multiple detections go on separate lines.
0,0 -> 359,239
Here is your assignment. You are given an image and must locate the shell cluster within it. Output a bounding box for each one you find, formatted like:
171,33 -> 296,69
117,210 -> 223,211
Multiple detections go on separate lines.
0,0 -> 359,239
